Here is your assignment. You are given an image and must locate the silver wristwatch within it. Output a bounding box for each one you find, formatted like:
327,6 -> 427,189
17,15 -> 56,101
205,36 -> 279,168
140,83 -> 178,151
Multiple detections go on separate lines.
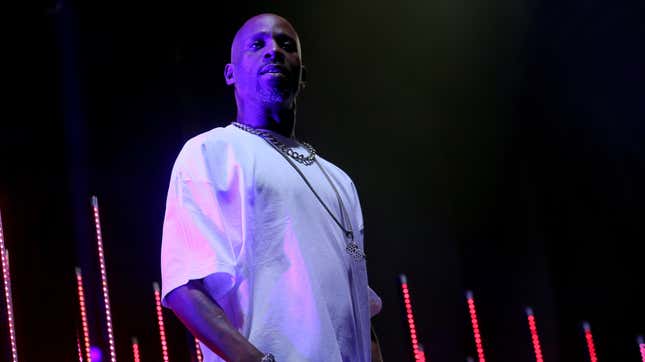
260,353 -> 276,362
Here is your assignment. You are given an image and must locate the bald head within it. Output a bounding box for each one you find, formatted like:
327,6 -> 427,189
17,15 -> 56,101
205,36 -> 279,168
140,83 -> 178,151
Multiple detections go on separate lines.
231,14 -> 301,64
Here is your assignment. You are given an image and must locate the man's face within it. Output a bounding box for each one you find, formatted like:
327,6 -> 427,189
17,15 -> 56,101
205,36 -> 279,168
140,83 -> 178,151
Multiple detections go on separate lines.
227,14 -> 303,108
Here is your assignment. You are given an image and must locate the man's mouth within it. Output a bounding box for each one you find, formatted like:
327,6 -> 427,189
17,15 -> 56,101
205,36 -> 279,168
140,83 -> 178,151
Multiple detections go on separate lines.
259,64 -> 289,76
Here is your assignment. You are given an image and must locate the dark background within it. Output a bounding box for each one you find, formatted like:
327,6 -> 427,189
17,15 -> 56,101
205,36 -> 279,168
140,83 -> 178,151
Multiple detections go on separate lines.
1,0 -> 644,361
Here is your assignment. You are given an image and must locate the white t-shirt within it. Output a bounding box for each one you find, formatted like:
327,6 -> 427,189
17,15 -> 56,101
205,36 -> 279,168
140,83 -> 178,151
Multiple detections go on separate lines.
161,124 -> 381,362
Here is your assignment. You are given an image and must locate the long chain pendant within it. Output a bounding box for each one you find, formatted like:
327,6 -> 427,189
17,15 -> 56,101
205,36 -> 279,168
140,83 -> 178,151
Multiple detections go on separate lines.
346,241 -> 366,261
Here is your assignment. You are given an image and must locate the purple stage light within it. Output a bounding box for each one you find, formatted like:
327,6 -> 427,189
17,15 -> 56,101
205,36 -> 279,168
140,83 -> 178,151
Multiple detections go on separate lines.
91,346 -> 103,362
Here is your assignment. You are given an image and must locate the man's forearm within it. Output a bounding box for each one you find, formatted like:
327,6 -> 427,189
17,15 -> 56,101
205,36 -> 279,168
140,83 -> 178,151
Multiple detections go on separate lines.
166,280 -> 264,362
371,325 -> 384,362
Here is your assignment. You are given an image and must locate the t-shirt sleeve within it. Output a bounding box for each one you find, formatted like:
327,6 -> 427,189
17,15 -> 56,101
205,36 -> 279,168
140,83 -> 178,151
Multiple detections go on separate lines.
368,286 -> 383,317
160,138 -> 247,306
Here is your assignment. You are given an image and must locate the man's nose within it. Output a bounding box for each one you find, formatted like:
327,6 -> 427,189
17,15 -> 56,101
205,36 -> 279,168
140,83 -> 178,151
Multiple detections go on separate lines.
263,40 -> 285,62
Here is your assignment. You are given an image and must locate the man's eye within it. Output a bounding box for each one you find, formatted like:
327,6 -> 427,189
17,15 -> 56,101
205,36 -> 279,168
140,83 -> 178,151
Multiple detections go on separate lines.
281,41 -> 296,51
250,41 -> 264,50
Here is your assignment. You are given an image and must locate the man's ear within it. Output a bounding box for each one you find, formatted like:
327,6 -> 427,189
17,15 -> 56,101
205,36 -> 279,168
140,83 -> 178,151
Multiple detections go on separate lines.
299,65 -> 308,91
224,63 -> 235,85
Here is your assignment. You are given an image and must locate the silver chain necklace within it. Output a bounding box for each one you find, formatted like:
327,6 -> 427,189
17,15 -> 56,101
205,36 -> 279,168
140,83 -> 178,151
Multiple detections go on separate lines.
232,121 -> 366,261
232,121 -> 317,165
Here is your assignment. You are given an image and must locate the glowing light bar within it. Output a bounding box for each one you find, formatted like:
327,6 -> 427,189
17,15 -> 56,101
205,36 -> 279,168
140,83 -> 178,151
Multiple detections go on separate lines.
153,282 -> 169,362
582,321 -> 598,362
636,335 -> 644,362
75,267 -> 92,362
77,334 -> 84,362
194,337 -> 203,362
91,196 -> 117,362
466,291 -> 486,362
417,345 -> 427,362
399,274 -> 427,362
0,209 -> 19,362
132,337 -> 141,362
525,308 -> 544,362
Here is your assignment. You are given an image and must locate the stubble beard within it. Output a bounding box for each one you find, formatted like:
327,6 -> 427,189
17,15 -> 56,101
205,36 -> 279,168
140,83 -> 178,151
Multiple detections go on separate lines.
256,81 -> 294,107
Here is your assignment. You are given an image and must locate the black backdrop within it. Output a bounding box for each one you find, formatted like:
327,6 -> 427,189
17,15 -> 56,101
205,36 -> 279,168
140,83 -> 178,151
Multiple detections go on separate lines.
1,1 -> 644,361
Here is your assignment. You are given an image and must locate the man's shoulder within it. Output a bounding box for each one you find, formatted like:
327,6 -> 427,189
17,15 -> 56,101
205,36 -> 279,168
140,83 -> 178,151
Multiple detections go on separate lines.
317,155 -> 355,187
182,124 -> 237,149
178,124 -> 249,157
171,125 -> 234,167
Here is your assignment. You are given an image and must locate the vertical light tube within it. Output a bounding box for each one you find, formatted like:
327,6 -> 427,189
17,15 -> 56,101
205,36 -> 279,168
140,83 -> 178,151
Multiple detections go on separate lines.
582,321 -> 598,362
91,196 -> 117,362
132,337 -> 141,362
77,334 -> 84,362
399,274 -> 427,361
153,282 -> 169,362
194,337 -> 203,362
0,209 -> 18,362
75,267 -> 92,362
466,291 -> 486,362
525,308 -> 544,362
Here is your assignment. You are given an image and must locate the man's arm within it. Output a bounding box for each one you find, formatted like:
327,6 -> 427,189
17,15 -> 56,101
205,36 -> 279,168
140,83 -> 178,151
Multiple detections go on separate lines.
371,325 -> 384,362
165,279 -> 264,362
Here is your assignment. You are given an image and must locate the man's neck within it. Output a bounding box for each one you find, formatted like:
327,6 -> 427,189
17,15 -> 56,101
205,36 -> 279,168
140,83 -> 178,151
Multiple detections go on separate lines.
236,102 -> 296,138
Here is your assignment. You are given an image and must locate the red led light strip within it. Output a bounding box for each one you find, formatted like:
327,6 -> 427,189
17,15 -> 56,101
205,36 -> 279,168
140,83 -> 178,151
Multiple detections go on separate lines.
132,337 -> 141,362
525,308 -> 544,362
399,274 -> 427,362
636,335 -> 644,362
0,210 -> 19,362
194,337 -> 203,362
75,267 -> 92,362
77,334 -> 84,362
582,322 -> 598,362
91,196 -> 117,362
466,291 -> 486,362
153,282 -> 169,362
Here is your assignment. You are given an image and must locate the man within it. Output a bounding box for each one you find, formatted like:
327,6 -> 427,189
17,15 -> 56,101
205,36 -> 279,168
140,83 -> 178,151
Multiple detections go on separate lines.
161,14 -> 382,362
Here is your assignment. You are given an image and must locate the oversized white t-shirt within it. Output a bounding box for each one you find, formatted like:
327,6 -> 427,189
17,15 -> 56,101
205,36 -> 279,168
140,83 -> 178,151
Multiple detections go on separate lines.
161,124 -> 381,362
